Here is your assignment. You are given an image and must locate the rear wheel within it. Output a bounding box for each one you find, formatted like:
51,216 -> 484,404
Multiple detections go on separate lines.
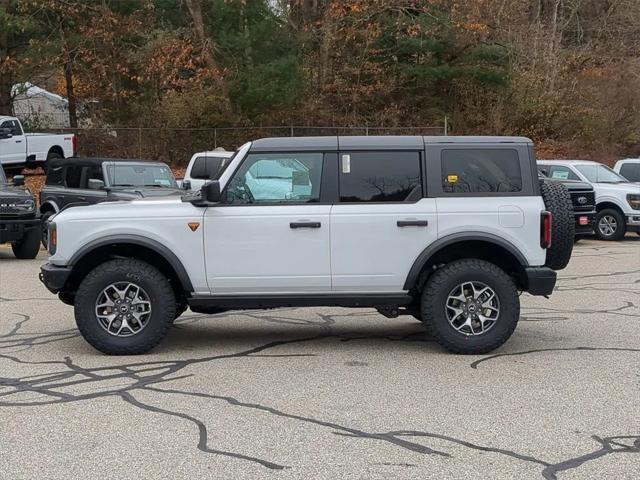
11,227 -> 40,259
74,258 -> 176,355
595,208 -> 626,241
420,259 -> 520,354
540,180 -> 574,269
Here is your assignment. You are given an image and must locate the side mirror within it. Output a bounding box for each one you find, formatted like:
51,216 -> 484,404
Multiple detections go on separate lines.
182,179 -> 191,190
88,178 -> 105,190
0,128 -> 12,139
202,180 -> 221,203
13,175 -> 25,186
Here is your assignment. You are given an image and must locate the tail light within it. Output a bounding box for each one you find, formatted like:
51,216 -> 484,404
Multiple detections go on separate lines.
72,135 -> 77,156
540,211 -> 552,249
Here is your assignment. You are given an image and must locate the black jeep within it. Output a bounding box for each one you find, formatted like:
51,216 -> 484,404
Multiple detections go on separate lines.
0,167 -> 40,259
39,157 -> 183,246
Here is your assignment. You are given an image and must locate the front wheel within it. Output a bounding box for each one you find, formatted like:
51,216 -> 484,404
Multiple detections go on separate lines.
74,258 -> 176,355
420,259 -> 520,354
11,227 -> 40,259
595,209 -> 626,241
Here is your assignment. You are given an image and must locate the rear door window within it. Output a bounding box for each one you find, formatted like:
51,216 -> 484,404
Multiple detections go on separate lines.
441,149 -> 522,193
338,151 -> 422,202
191,156 -> 231,180
620,163 -> 639,182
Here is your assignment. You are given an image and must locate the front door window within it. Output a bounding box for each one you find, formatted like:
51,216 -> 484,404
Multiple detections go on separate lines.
224,153 -> 323,204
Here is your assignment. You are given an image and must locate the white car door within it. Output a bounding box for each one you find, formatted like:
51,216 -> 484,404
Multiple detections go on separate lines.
203,151 -> 331,294
0,119 -> 26,165
330,150 -> 438,292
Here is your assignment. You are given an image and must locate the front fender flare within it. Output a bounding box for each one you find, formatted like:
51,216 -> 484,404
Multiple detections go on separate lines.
68,234 -> 194,292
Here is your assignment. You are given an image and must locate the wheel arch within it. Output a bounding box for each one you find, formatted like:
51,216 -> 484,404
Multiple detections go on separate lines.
596,201 -> 625,214
40,200 -> 59,214
403,233 -> 529,292
64,235 -> 194,299
47,145 -> 64,158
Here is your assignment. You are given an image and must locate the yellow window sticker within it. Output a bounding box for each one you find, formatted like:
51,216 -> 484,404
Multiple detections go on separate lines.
447,174 -> 458,183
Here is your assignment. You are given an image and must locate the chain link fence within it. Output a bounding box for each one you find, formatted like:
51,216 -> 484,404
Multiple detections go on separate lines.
33,125 -> 447,166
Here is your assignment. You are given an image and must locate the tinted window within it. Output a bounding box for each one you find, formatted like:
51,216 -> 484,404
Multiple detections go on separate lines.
191,156 -> 231,180
65,166 -> 82,188
0,120 -> 22,136
339,151 -> 421,202
79,166 -> 104,188
549,165 -> 581,181
620,163 -> 640,182
575,164 -> 627,183
46,165 -> 64,185
225,153 -> 323,204
442,149 -> 522,193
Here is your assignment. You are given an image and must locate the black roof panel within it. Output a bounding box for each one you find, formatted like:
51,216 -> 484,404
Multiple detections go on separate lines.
248,135 -> 533,152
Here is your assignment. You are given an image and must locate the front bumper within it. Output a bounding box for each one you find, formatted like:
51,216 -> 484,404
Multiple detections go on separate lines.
626,214 -> 640,232
39,263 -> 72,294
0,217 -> 40,243
524,267 -> 557,296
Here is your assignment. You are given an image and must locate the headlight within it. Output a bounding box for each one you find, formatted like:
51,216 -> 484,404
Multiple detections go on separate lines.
627,194 -> 640,210
15,199 -> 36,212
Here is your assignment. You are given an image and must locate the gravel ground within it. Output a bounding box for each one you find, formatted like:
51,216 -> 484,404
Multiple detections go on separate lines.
0,236 -> 638,479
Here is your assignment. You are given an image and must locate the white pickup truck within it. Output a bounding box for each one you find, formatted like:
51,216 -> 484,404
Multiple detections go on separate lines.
0,115 -> 76,168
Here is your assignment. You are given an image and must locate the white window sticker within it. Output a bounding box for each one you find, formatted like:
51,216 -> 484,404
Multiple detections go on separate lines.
341,154 -> 351,174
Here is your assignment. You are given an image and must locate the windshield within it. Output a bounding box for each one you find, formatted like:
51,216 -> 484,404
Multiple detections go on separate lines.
106,163 -> 178,188
575,164 -> 627,183
0,167 -> 7,184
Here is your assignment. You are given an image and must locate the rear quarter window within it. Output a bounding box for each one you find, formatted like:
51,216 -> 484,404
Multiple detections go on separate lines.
441,149 -> 522,194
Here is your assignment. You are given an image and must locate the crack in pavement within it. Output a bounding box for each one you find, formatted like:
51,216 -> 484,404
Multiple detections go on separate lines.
470,346 -> 640,369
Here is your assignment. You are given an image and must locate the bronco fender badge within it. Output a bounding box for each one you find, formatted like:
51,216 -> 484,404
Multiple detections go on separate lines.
188,222 -> 200,232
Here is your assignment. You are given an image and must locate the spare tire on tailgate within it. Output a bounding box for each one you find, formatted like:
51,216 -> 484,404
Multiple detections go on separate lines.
540,180 -> 574,270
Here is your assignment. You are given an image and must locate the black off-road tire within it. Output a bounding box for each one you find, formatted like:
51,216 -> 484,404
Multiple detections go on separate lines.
174,302 -> 188,321
420,259 -> 520,354
40,211 -> 54,248
540,180 -> 574,270
594,208 -> 626,241
11,227 -> 40,259
44,151 -> 63,173
74,258 -> 176,355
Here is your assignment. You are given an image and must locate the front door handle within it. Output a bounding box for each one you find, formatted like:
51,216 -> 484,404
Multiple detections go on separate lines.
290,221 -> 321,229
15,140 -> 22,143
77,196 -> 86,201
397,220 -> 429,227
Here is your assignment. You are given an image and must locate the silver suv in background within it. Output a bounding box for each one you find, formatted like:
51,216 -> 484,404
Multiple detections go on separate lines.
182,150 -> 234,191
614,159 -> 640,183
538,160 -> 640,240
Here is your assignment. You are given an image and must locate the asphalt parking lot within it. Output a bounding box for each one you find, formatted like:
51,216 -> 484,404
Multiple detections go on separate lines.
0,236 -> 638,479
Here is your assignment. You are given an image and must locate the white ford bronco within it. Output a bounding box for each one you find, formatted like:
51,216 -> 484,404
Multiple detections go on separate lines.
40,136 -> 573,355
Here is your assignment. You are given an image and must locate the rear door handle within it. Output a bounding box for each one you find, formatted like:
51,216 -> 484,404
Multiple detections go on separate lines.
397,220 -> 429,227
77,196 -> 86,201
290,221 -> 321,229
